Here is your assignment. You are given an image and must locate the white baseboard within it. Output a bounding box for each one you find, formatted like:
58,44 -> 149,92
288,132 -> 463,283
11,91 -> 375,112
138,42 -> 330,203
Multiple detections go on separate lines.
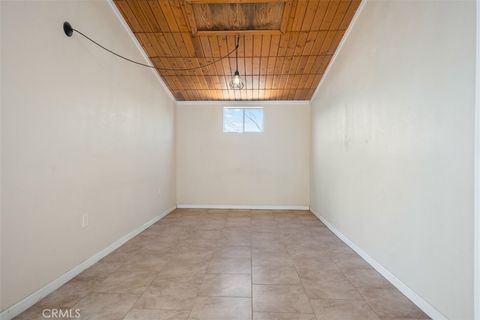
176,204 -> 310,210
0,206 -> 176,320
309,208 -> 448,320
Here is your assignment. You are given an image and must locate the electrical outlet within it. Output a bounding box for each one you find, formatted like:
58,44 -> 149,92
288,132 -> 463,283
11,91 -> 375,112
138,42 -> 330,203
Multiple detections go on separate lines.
81,214 -> 89,228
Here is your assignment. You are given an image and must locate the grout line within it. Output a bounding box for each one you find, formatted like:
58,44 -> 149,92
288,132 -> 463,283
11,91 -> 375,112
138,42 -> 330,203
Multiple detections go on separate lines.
287,241 -> 317,317
328,244 -> 383,318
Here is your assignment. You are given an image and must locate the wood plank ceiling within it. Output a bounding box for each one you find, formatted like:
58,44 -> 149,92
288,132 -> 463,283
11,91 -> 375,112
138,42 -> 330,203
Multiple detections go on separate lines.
113,0 -> 361,101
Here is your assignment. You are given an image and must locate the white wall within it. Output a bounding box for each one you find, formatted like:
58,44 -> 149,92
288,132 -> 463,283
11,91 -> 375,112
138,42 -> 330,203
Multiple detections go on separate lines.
1,0 -> 176,312
310,1 -> 475,319
176,103 -> 310,208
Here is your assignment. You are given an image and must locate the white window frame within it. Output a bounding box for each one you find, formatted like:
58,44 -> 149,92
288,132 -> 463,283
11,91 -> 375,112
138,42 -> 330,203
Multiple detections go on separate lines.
223,107 -> 264,133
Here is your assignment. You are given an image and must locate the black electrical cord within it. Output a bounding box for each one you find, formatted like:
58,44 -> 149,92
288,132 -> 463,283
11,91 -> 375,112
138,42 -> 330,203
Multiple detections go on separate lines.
67,23 -> 239,72
235,36 -> 240,71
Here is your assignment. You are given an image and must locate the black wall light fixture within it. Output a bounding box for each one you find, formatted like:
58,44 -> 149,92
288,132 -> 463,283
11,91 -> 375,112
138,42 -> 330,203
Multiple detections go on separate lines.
63,20 -> 244,88
63,22 -> 73,37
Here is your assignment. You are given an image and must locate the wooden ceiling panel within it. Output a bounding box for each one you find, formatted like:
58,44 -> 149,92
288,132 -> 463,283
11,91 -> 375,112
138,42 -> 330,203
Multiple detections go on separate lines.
113,0 -> 361,101
192,2 -> 285,31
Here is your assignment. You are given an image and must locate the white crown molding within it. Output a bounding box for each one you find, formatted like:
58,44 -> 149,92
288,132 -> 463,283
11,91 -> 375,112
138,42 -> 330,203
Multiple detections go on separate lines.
310,0 -> 367,102
309,208 -> 448,320
106,0 -> 176,102
177,204 -> 309,210
0,206 -> 176,320
175,100 -> 311,106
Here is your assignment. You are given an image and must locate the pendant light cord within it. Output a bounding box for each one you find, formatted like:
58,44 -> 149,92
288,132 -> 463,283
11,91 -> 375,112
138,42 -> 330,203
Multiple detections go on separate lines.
235,36 -> 240,71
71,27 -> 240,72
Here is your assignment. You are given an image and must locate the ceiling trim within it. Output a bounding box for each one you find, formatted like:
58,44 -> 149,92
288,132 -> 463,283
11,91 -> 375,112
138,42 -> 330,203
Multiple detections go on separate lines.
106,0 -> 176,102
310,0 -> 367,102
175,100 -> 310,106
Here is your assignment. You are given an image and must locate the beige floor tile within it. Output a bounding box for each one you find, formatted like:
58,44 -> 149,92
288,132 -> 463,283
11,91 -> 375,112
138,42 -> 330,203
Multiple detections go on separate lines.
214,246 -> 251,258
222,226 -> 252,236
293,257 -> 337,270
132,236 -> 178,249
253,312 -> 316,320
252,284 -> 313,314
186,230 -> 224,241
252,265 -> 300,285
251,234 -> 284,245
207,209 -> 230,214
113,241 -> 143,255
171,247 -> 214,261
327,244 -> 356,256
36,279 -> 95,308
343,268 -> 392,289
228,210 -> 253,217
226,217 -> 252,227
252,245 -> 289,256
177,239 -> 219,249
332,253 -> 372,271
199,273 -> 251,297
311,298 -> 380,320
195,221 -> 227,230
76,260 -> 123,281
295,263 -> 341,282
252,252 -> 294,268
93,271 -> 156,294
217,234 -> 252,247
118,254 -> 171,272
135,279 -> 200,310
301,274 -> 362,300
251,223 -> 279,230
359,288 -> 429,319
189,297 -> 252,320
156,262 -> 207,283
74,293 -> 138,320
251,225 -> 280,233
123,309 -> 190,320
288,247 -> 331,260
250,210 -> 275,216
14,209 -> 426,320
208,257 -> 251,274
100,249 -> 139,264
248,214 -> 271,222
13,305 -> 59,320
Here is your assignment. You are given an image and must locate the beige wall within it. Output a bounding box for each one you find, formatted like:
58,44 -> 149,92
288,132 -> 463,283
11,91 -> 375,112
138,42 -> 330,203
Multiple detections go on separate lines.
310,1 -> 475,319
1,0 -> 176,311
176,103 -> 310,208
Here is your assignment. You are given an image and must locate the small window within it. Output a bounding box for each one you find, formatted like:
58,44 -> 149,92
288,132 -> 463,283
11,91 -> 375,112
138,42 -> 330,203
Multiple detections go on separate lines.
223,107 -> 264,133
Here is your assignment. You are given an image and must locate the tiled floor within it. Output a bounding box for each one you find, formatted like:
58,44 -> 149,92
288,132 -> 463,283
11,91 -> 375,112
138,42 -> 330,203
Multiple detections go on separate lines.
15,209 -> 430,320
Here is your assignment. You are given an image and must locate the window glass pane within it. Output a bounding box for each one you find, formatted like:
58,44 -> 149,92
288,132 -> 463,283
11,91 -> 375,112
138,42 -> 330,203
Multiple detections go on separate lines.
244,108 -> 264,132
223,108 -> 243,132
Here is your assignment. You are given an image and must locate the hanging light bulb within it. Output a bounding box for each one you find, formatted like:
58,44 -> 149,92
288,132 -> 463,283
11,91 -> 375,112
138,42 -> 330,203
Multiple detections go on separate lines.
229,36 -> 244,90
229,70 -> 244,90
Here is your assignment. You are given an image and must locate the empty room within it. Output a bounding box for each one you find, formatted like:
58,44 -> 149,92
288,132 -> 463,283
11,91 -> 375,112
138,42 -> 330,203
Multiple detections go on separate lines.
1,0 -> 479,320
